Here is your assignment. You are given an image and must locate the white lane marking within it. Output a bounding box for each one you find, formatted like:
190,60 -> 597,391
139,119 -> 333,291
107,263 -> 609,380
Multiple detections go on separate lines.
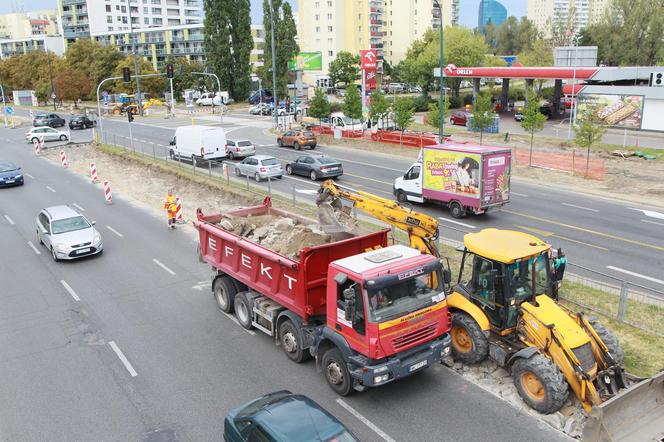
641,219 -> 664,227
511,192 -> 528,197
562,202 -> 599,213
106,225 -> 124,237
438,217 -> 476,229
152,258 -> 175,275
630,208 -> 664,220
606,266 -> 664,286
222,312 -> 256,336
108,341 -> 138,377
321,155 -> 403,173
223,126 -> 246,134
3,214 -> 15,225
336,399 -> 397,442
46,185 -> 57,193
72,203 -> 85,212
25,173 -> 35,179
60,280 -> 80,301
27,241 -> 41,255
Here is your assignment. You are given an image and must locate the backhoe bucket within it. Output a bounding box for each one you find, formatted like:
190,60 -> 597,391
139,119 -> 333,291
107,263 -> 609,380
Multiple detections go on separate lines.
317,202 -> 358,241
583,370 -> 664,442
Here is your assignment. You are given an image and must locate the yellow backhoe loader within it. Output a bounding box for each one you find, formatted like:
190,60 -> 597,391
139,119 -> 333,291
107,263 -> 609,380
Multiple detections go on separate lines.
317,180 -> 663,440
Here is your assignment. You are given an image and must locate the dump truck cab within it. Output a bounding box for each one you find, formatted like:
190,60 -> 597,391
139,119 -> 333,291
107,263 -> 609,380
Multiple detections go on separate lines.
321,245 -> 452,392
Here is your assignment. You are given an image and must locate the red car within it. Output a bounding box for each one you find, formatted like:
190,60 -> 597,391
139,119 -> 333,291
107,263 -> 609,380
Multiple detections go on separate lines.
450,111 -> 468,126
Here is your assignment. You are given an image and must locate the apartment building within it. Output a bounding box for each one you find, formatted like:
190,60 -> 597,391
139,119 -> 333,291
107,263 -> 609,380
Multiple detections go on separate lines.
0,35 -> 65,59
527,0 -> 610,37
0,11 -> 60,40
58,0 -> 203,47
297,0 -> 458,83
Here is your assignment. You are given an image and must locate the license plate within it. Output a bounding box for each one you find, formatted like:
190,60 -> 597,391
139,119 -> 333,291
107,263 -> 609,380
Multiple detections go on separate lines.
409,360 -> 427,372
75,248 -> 91,254
5,180 -> 14,183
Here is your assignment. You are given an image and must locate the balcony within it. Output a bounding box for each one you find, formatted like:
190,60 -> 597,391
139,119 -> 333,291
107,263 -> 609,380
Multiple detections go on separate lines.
63,29 -> 90,38
62,0 -> 86,5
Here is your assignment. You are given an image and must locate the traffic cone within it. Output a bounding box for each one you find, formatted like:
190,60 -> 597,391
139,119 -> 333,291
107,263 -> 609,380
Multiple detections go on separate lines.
60,150 -> 68,168
175,196 -> 185,224
90,162 -> 99,183
34,140 -> 40,156
103,179 -> 113,205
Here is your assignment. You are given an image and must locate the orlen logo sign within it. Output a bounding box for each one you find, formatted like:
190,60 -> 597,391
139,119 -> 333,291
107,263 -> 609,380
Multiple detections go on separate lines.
208,237 -> 298,290
444,64 -> 473,76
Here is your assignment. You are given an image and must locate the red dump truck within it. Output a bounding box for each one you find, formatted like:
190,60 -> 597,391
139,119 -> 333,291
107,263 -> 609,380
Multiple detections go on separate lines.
195,198 -> 452,395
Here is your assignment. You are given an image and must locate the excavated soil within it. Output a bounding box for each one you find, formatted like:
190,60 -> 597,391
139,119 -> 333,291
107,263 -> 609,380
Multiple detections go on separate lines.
217,214 -> 333,259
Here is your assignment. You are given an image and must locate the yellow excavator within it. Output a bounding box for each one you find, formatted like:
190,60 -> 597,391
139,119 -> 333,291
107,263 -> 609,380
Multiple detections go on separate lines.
317,180 -> 664,441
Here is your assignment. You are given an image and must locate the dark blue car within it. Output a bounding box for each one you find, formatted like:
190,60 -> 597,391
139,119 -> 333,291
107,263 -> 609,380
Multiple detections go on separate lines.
224,391 -> 358,442
0,160 -> 24,187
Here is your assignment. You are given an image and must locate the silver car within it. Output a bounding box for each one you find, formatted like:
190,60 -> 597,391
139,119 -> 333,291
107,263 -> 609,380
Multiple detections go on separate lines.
234,155 -> 283,181
36,205 -> 103,261
25,127 -> 69,143
226,139 -> 256,160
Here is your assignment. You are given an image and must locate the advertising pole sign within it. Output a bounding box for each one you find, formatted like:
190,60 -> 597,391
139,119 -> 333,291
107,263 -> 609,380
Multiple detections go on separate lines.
361,50 -> 378,91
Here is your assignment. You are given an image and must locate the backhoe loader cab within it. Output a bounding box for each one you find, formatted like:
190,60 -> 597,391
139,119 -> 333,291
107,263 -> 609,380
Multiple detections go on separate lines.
447,228 -> 627,415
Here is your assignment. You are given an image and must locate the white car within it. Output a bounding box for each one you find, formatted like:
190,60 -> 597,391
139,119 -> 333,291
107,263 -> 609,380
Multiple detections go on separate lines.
249,103 -> 271,115
26,127 -> 69,143
196,92 -> 225,106
36,205 -> 103,261
226,139 -> 256,160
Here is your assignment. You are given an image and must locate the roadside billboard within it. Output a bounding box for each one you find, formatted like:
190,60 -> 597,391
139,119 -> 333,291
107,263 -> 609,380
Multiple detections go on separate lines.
577,94 -> 644,128
288,52 -> 323,71
423,149 -> 481,198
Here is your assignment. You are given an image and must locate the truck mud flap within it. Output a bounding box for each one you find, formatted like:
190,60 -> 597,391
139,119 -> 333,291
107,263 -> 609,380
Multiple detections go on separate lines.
583,370 -> 664,442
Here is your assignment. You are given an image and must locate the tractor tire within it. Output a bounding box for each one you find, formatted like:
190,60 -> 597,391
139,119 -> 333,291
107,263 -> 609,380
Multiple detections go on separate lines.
279,320 -> 310,363
513,354 -> 568,414
322,348 -> 353,396
213,276 -> 237,313
590,320 -> 624,365
450,312 -> 489,364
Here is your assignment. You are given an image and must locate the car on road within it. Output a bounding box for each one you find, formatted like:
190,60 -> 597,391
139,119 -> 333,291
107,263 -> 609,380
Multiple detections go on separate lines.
407,84 -> 423,94
0,160 -> 24,187
514,108 -> 524,121
286,154 -> 343,181
25,126 -> 69,143
234,154 -> 283,181
224,391 -> 358,442
33,113 -> 66,128
460,80 -> 472,89
69,115 -> 95,130
225,139 -> 256,160
36,205 -> 103,261
248,102 -> 271,115
277,129 -> 317,150
274,104 -> 303,116
449,110 -> 469,126
196,92 -> 226,106
248,88 -> 273,105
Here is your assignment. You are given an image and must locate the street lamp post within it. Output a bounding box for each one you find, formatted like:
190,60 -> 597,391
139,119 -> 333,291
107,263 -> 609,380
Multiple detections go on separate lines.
433,0 -> 444,143
268,0 -> 278,127
0,83 -> 7,127
567,35 -> 579,140
46,49 -> 56,111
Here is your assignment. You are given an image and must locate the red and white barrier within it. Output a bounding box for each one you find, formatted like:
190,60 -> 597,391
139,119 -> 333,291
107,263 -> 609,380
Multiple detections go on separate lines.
175,196 -> 185,223
103,179 -> 113,204
34,140 -> 40,156
90,162 -> 99,183
39,137 -> 45,151
222,163 -> 228,177
60,150 -> 68,168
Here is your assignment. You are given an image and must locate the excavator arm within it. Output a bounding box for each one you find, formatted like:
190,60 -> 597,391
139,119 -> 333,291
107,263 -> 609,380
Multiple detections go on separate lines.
316,180 -> 440,256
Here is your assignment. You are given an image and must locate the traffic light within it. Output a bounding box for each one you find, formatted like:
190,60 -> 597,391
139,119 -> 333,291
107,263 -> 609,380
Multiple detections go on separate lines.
123,67 -> 131,82
127,110 -> 134,123
166,63 -> 174,79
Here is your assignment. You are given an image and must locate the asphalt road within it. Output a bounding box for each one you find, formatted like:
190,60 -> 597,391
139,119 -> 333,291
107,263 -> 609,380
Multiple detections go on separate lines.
0,125 -> 574,441
48,107 -> 664,298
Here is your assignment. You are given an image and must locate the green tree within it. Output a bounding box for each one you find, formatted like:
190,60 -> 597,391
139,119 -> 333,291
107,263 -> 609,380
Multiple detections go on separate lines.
426,97 -> 450,130
549,2 -> 577,47
574,103 -> 607,177
308,87 -> 331,126
343,85 -> 363,121
470,93 -> 494,145
227,0 -> 253,100
481,22 -> 498,51
328,51 -> 360,88
368,89 -> 390,128
519,39 -> 554,95
54,69 -> 93,103
261,0 -> 299,101
64,39 -> 125,97
393,97 -> 415,136
113,57 -> 164,96
520,89 -> 547,165
495,17 -> 539,55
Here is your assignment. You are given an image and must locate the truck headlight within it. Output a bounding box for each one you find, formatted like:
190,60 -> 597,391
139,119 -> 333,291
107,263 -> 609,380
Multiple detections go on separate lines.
55,243 -> 69,252
373,374 -> 390,384
443,346 -> 451,355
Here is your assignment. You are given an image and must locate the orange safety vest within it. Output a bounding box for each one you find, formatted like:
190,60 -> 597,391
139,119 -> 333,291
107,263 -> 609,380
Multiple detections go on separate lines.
164,194 -> 177,218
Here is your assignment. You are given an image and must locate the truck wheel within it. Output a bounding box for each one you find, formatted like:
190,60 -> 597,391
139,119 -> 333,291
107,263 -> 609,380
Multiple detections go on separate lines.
512,354 -> 569,414
450,312 -> 489,364
590,320 -> 624,365
396,190 -> 407,203
234,292 -> 253,329
322,348 -> 353,396
279,320 -> 310,363
450,201 -> 465,219
213,276 -> 237,313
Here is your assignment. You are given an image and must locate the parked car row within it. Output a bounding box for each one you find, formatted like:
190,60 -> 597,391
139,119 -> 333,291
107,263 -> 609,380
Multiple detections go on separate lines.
381,83 -> 422,94
32,113 -> 95,130
235,151 -> 343,182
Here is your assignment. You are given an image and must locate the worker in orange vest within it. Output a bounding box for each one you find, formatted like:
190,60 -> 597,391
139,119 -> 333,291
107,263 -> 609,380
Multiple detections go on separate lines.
163,189 -> 178,229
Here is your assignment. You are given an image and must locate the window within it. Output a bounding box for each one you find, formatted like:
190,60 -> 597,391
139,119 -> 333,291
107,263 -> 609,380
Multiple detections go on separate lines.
105,5 -> 111,11
328,50 -> 333,56
328,26 -> 333,31
121,5 -> 127,12
405,165 -> 420,180
122,16 -> 128,23
116,5 -> 120,10
144,17 -> 150,24
143,7 -> 148,13
336,277 -> 365,335
315,26 -> 320,33
152,7 -> 162,14
327,13 -> 332,19
315,14 -> 319,20
327,1 -> 332,6
107,16 -> 113,23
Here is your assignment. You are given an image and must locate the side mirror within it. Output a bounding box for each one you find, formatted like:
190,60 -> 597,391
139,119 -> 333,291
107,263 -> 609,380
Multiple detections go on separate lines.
91,221 -> 96,226
443,269 -> 451,285
169,139 -> 176,146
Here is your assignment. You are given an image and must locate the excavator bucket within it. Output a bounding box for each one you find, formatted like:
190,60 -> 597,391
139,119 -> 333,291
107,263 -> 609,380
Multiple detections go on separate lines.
583,370 -> 664,442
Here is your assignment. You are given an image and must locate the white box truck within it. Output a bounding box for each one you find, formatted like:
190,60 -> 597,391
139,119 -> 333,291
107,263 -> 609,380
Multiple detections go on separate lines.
169,126 -> 228,163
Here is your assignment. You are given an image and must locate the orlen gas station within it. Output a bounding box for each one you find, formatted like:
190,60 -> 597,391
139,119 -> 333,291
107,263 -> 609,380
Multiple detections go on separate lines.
436,65 -> 664,132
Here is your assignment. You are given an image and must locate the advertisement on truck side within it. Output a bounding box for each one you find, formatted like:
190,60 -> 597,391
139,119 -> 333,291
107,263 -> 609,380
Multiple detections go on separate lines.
423,149 -> 481,197
481,153 -> 511,205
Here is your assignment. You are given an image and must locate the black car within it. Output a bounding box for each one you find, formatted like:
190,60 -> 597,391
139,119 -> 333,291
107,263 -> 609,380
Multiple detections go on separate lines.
69,116 -> 95,130
0,160 -> 24,187
33,113 -> 66,128
286,154 -> 343,181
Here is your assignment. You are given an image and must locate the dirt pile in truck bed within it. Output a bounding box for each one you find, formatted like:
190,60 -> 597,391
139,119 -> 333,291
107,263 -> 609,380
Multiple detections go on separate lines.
218,214 -> 334,259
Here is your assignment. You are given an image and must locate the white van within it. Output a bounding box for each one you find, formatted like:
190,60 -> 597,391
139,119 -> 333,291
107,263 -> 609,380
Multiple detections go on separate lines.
169,126 -> 227,163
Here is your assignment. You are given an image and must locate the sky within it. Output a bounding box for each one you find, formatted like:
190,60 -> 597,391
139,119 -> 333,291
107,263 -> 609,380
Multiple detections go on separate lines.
5,0 -> 527,28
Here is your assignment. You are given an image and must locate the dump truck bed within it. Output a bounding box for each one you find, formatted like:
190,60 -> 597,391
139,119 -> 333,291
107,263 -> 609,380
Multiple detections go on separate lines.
195,198 -> 389,321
